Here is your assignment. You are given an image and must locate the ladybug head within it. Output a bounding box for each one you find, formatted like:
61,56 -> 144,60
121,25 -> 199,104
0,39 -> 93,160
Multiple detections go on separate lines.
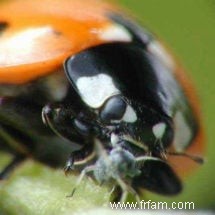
64,42 -> 174,155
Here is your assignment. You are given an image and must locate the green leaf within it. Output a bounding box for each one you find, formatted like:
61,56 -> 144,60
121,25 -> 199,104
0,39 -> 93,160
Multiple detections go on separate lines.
0,153 -> 110,215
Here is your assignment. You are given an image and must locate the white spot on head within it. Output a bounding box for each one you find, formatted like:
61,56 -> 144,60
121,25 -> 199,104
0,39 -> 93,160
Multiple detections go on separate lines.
76,73 -> 120,108
148,41 -> 175,69
173,111 -> 192,152
122,105 -> 137,123
152,122 -> 166,139
99,24 -> 132,42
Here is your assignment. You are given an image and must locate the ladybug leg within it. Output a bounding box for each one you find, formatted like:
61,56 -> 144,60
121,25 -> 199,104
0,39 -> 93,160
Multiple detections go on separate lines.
64,143 -> 95,175
0,125 -> 29,180
42,103 -> 97,173
0,97 -> 33,155
0,97 -> 32,179
42,103 -> 96,143
0,154 -> 26,180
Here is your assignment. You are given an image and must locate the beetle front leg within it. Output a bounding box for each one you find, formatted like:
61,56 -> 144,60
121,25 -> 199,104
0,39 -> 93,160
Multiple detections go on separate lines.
64,143 -> 95,175
42,103 -> 94,143
42,103 -> 98,173
0,97 -> 31,179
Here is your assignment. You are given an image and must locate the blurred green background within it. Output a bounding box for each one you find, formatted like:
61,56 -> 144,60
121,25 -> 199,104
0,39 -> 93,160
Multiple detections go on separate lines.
0,0 -> 214,213
118,0 -> 215,209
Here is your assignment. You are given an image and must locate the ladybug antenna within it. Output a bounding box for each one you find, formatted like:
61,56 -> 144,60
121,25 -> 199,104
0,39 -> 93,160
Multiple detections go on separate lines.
167,152 -> 204,164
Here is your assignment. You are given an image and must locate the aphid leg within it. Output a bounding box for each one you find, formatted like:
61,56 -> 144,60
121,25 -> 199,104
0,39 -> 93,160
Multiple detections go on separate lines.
116,178 -> 140,203
0,154 -> 26,180
109,185 -> 122,202
109,186 -> 116,196
66,140 -> 103,196
67,165 -> 95,197
120,190 -> 128,203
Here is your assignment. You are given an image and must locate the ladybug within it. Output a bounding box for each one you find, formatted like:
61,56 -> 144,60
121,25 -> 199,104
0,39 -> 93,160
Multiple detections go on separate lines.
0,0 -> 204,201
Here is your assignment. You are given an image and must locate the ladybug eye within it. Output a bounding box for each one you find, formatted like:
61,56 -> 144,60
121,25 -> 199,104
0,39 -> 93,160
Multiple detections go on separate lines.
100,96 -> 126,123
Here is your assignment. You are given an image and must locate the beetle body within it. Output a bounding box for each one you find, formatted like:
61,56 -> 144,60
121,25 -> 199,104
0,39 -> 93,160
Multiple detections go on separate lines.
0,0 -> 204,199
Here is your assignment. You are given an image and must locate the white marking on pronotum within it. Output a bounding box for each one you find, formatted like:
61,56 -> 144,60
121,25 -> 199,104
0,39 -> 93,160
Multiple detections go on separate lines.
99,24 -> 132,42
173,111 -> 192,152
122,105 -> 137,123
152,122 -> 166,139
76,73 -> 120,108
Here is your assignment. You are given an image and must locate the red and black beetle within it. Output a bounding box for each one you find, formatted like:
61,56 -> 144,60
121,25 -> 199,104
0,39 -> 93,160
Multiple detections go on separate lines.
0,0 -> 204,201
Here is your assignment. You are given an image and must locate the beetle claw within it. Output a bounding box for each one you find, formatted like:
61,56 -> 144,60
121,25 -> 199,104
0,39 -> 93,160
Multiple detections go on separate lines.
64,155 -> 75,176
